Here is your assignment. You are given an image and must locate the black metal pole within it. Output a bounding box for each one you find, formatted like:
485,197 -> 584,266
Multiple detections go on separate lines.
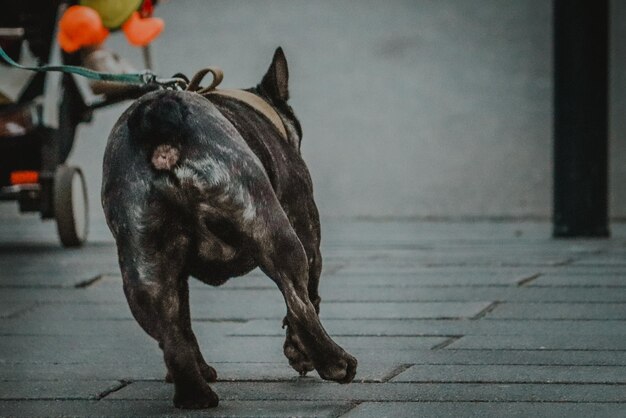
553,0 -> 609,237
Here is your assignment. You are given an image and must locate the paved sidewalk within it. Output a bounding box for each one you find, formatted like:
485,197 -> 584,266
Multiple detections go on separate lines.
0,216 -> 625,417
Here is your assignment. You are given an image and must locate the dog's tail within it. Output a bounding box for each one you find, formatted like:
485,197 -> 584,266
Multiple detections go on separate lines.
128,91 -> 189,170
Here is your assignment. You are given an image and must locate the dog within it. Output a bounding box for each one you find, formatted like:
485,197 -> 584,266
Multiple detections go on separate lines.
101,47 -> 357,409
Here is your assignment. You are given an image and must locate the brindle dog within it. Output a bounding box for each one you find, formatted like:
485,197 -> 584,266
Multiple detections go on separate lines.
102,48 -> 357,409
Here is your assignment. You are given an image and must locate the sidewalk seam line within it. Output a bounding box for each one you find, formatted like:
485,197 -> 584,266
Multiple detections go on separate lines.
517,273 -> 542,287
96,380 -> 131,400
471,301 -> 502,319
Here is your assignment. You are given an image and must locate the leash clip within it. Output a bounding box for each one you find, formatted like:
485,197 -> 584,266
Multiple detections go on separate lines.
141,71 -> 187,91
155,76 -> 188,91
140,70 -> 158,85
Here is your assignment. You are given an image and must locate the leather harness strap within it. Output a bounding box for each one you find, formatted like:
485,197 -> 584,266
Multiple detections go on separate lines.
205,89 -> 288,139
185,67 -> 288,140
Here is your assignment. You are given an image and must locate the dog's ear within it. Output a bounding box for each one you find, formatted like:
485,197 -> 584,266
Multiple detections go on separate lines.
260,47 -> 289,102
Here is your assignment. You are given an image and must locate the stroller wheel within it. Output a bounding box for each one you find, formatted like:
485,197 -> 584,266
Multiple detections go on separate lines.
54,165 -> 89,247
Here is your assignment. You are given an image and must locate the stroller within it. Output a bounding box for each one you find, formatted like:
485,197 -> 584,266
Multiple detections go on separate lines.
0,0 -> 154,247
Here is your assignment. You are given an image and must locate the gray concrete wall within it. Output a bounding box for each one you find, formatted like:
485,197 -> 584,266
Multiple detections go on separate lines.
62,0 -> 625,220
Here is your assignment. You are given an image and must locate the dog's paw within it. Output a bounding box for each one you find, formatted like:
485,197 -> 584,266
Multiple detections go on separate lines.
283,322 -> 314,376
316,352 -> 358,384
166,364 -> 217,383
173,386 -> 219,409
200,363 -> 218,382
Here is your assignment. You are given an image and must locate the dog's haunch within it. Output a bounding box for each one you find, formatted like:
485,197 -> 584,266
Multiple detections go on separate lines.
151,144 -> 180,170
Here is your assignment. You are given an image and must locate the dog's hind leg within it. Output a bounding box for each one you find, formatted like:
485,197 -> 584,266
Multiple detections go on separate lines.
281,203 -> 323,376
293,203 -> 324,314
164,278 -> 218,384
252,207 -> 357,383
117,232 -> 219,409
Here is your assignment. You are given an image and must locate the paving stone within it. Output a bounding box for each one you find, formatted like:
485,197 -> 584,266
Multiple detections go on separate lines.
8,268 -> 620,293
486,303 -> 626,320
332,335 -> 448,354
0,273 -> 96,289
449,335 -> 626,351
15,300 -> 492,321
15,300 -> 286,321
0,334 -> 446,364
316,319 -> 626,338
306,286 -> 626,302
256,287 -> 626,302
4,352 -> 626,384
391,364 -> 626,383
52,276 -> 626,303
2,284 -> 624,309
0,360 -> 165,382
317,302 -> 492,319
0,245 -> 111,263
0,318 -> 239,337
230,318 -> 626,337
543,266 -> 626,276
10,300 -> 233,322
108,381 -> 626,402
8,347 -> 616,371
4,352 -> 625,383
0,334 -> 162,364
341,402 -> 626,418
0,361 -> 402,384
0,303 -> 35,319
0,380 -> 123,400
165,271 -> 533,288
0,244 -> 118,287
389,350 -> 626,366
574,255 -> 626,266
329,349 -> 626,365
531,274 -> 626,288
213,362 -> 404,383
0,288 -> 123,304
320,271 -> 536,287
334,255 -> 573,269
0,400 -> 352,417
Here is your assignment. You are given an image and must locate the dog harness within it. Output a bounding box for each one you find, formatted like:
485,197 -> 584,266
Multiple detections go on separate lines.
185,67 -> 288,140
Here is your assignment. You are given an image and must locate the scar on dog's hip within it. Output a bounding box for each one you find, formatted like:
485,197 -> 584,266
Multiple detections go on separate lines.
152,145 -> 180,170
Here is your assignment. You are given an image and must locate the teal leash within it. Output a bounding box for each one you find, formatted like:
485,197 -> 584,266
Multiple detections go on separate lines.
0,46 -> 186,89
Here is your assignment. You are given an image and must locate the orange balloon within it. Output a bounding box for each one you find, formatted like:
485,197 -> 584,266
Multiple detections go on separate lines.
57,5 -> 110,53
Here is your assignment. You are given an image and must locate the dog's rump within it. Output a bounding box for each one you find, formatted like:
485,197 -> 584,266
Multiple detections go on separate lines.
102,89 -> 273,252
124,90 -> 261,169
105,90 -> 267,183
